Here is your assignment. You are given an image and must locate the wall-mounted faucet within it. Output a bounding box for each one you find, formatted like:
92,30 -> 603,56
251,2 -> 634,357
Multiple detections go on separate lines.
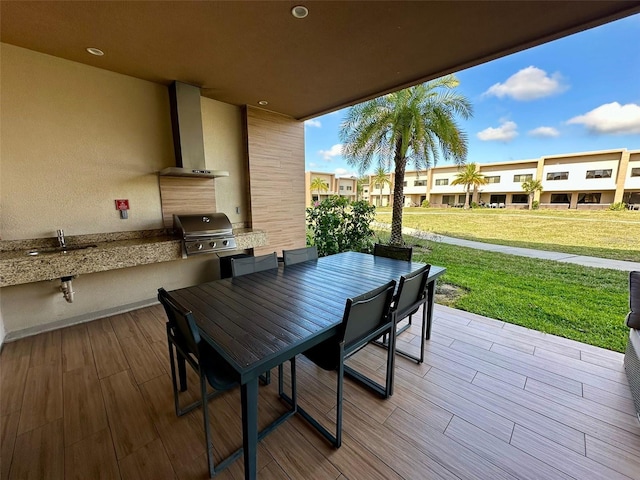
56,229 -> 66,248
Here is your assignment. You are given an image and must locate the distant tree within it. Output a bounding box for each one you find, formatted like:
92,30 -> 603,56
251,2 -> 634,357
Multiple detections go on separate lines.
372,166 -> 392,207
521,179 -> 544,210
310,177 -> 329,203
450,163 -> 487,209
341,76 -> 472,245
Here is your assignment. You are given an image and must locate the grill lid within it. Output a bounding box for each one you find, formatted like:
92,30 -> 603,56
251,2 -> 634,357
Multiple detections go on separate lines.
174,213 -> 233,238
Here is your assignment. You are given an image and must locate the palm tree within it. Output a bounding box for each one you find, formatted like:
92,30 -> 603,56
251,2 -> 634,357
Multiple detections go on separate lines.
372,166 -> 392,207
521,179 -> 543,210
451,163 -> 486,209
310,177 -> 329,203
341,75 -> 472,245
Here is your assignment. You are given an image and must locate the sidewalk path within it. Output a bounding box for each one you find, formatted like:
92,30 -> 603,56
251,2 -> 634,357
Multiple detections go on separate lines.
374,223 -> 640,272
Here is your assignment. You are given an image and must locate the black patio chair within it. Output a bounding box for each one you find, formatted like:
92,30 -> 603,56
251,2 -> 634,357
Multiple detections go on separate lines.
373,242 -> 412,261
626,271 -> 640,329
282,246 -> 318,266
376,265 -> 432,367
283,280 -> 396,448
158,288 -> 241,476
158,288 -> 298,477
230,252 -> 278,277
373,243 -> 415,338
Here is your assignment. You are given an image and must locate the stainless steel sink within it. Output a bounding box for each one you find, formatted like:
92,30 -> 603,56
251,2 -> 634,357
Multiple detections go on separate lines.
26,244 -> 98,256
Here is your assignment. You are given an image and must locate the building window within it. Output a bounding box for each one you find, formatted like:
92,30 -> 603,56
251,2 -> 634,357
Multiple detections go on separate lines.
414,180 -> 427,187
489,194 -> 506,204
586,169 -> 612,179
485,176 -> 500,184
403,181 -> 408,187
630,168 -> 640,177
547,171 -> 569,181
513,174 -> 533,182
442,195 -> 454,205
339,186 -> 344,190
363,189 -> 368,193
512,194 -> 528,203
550,193 -> 571,203
578,193 -> 602,204
435,178 -> 448,186
346,186 -> 352,191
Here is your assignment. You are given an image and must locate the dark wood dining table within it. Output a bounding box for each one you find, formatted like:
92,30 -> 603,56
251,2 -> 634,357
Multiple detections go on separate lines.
169,251 -> 445,479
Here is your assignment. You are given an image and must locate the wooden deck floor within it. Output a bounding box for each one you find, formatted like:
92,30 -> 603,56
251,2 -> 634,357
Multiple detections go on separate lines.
1,303 -> 639,479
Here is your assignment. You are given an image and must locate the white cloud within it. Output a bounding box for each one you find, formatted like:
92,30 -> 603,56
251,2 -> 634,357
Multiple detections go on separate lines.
309,162 -> 317,168
305,119 -> 321,128
484,66 -> 567,101
477,121 -> 518,141
334,168 -> 358,177
319,143 -> 343,161
528,126 -> 559,138
567,102 -> 640,135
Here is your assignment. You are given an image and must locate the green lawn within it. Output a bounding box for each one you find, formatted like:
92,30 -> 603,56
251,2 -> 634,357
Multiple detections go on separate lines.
374,231 -> 630,352
375,207 -> 640,262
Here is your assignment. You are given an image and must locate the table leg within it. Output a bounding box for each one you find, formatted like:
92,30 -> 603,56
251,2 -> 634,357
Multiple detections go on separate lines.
241,377 -> 259,480
425,280 -> 436,340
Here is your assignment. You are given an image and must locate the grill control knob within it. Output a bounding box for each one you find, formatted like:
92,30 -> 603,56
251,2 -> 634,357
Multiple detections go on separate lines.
209,241 -> 217,248
196,243 -> 203,251
222,240 -> 229,246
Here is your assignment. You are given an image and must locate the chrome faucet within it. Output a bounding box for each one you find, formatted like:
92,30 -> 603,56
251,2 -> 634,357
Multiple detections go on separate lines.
56,229 -> 66,248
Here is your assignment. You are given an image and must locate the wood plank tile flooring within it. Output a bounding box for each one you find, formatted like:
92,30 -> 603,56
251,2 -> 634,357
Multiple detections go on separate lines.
1,303 -> 639,479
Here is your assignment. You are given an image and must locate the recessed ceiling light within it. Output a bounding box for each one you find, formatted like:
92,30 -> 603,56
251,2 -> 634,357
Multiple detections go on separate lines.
86,47 -> 104,56
291,5 -> 308,19
258,100 -> 268,106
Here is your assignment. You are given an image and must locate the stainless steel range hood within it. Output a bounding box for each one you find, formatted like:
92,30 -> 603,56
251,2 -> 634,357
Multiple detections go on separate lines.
159,81 -> 229,178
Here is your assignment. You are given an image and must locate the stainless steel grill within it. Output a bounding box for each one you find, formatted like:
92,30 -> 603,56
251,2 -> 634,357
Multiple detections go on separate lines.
173,213 -> 237,256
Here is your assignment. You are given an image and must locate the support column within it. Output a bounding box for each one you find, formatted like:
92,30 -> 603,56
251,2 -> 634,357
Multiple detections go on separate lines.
614,150 -> 631,204
535,157 -> 545,204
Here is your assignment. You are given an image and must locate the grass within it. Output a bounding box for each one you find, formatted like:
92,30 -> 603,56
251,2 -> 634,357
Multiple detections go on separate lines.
374,207 -> 640,262
374,231 -> 630,353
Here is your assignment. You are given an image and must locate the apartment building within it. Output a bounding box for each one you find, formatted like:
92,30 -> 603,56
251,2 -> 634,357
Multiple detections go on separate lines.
305,171 -> 357,205
359,148 -> 640,209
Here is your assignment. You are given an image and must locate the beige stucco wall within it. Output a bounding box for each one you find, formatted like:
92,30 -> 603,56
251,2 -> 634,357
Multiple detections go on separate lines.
1,44 -> 173,239
0,44 -> 249,337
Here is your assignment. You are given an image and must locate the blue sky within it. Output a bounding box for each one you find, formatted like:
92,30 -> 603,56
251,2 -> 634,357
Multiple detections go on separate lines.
304,13 -> 640,177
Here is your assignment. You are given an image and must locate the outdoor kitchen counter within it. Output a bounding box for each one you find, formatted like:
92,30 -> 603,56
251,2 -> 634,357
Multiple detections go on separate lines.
0,228 -> 267,287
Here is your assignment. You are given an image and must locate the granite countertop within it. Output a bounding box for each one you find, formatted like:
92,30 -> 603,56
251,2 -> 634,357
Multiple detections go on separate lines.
0,228 -> 267,287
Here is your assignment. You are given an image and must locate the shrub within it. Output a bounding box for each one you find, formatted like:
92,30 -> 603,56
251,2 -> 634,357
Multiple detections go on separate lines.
532,200 -> 540,210
421,199 -> 430,208
609,202 -> 626,211
470,201 -> 478,209
306,196 -> 376,256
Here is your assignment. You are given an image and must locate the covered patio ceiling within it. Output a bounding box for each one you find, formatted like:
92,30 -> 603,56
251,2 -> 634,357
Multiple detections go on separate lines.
1,1 -> 640,120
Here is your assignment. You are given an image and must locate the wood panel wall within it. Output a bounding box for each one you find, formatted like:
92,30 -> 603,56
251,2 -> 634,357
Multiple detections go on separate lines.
158,176 -> 216,227
245,107 -> 306,255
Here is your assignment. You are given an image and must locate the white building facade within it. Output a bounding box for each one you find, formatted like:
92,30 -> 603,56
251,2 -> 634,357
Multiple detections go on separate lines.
357,148 -> 640,210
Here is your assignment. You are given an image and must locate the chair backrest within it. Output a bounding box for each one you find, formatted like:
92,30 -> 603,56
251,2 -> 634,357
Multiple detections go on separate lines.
283,246 -> 318,266
231,252 -> 278,277
340,280 -> 396,348
158,288 -> 201,357
627,271 -> 640,329
373,243 -> 412,261
394,265 -> 431,318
